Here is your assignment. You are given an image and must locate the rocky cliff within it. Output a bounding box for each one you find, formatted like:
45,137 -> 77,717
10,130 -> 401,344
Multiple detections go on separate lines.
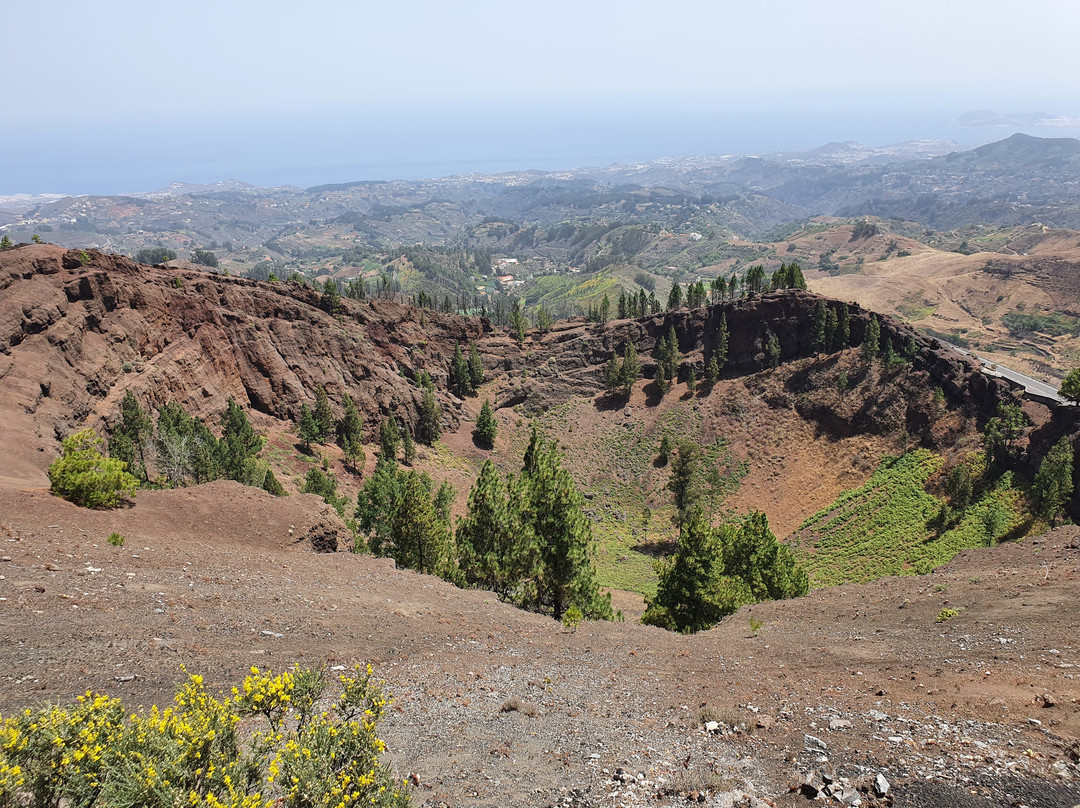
2,244 -> 1073,517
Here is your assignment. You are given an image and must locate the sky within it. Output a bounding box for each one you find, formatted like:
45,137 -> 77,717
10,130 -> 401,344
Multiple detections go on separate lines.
4,0 -> 1080,195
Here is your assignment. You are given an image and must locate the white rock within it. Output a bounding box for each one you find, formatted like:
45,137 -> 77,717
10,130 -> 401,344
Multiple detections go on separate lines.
874,773 -> 890,796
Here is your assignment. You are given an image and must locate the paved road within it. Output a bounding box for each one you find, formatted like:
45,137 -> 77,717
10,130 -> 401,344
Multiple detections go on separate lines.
941,341 -> 1066,403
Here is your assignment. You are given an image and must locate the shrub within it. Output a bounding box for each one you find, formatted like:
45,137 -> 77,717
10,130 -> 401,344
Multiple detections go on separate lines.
107,532 -> 125,547
936,607 -> 960,623
0,664 -> 410,808
48,429 -> 138,509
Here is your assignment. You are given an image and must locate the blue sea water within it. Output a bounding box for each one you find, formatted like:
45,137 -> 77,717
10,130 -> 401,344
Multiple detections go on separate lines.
4,100 -> 1080,197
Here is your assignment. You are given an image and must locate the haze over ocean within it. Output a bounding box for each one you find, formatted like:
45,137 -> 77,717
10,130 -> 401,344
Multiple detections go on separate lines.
4,0 -> 1079,196
6,99 -> 1080,197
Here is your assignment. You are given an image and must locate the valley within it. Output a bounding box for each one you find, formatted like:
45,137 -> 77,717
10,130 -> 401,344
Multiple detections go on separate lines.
1,237 -> 1079,806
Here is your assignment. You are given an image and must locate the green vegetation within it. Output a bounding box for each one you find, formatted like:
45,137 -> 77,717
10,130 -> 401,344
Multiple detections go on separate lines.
338,394 -> 365,471
0,235 -> 12,249
850,219 -> 880,240
191,248 -> 218,268
642,507 -> 807,633
602,343 -> 640,400
792,449 -> 1028,586
0,665 -> 409,808
107,532 -> 125,547
1031,436 -> 1075,526
109,395 -> 282,496
359,423 -> 613,622
135,247 -> 176,264
862,315 -> 881,360
448,342 -> 475,397
1060,368 -> 1080,403
936,607 -> 960,623
473,399 -> 498,447
313,385 -> 335,440
49,429 -> 138,509
1002,310 -> 1080,337
301,467 -> 349,517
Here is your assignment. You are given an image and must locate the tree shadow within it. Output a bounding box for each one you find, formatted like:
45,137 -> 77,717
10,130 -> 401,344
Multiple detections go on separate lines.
471,433 -> 494,450
593,392 -> 627,413
631,539 -> 676,557
644,380 -> 666,407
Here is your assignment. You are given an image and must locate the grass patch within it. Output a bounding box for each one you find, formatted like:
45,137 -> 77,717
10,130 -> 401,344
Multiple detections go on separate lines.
792,450 -> 1029,587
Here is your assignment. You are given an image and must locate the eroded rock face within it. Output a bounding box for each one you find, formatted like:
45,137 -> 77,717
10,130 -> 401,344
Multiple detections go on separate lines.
0,245 -> 485,461
4,244 -> 1073,518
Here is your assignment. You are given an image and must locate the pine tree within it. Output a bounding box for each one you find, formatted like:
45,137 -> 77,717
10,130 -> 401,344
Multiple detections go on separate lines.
399,425 -> 415,465
862,315 -> 881,361
456,461 -> 522,597
356,456 -> 403,555
765,333 -> 781,369
824,307 -> 839,352
218,398 -> 262,483
788,262 -> 807,290
338,394 -> 364,471
468,343 -> 484,389
642,506 -> 752,632
714,313 -> 729,370
473,399 -> 498,447
666,283 -> 683,311
837,304 -> 851,349
660,325 -> 681,383
298,403 -> 320,454
509,300 -> 527,345
811,300 -> 828,354
1060,368 -> 1080,403
449,342 -> 474,397
156,402 -> 221,485
705,353 -> 720,388
110,390 -> 153,481
313,386 -> 335,440
642,506 -> 807,634
654,371 -> 669,396
686,366 -> 697,393
744,265 -> 766,294
320,279 -> 342,314
301,466 -> 347,516
1031,436 -> 1075,526
602,354 -> 622,398
621,343 -> 640,398
599,294 -> 610,324
719,511 -> 808,603
379,417 -> 400,461
417,386 -> 442,445
617,291 -> 627,320
391,471 -> 452,576
519,433 -> 613,621
667,440 -> 700,519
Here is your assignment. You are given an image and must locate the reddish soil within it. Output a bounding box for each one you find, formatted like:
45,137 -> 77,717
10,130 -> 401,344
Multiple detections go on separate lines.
1,480 -> 1078,807
2,244 -> 1079,806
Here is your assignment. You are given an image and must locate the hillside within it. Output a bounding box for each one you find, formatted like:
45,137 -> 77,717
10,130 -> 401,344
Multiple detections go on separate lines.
2,243 -> 1080,806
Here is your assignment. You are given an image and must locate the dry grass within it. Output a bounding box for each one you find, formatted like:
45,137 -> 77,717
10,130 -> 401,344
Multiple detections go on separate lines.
500,696 -> 541,717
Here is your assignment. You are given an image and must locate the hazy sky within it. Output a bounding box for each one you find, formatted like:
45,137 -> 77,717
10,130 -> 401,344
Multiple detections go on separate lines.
4,0 -> 1080,194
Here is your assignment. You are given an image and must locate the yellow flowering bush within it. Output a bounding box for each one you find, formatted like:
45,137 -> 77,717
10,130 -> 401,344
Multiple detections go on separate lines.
0,665 -> 409,808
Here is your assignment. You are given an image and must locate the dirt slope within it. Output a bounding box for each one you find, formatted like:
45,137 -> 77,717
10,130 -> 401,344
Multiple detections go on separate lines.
0,483 -> 1078,807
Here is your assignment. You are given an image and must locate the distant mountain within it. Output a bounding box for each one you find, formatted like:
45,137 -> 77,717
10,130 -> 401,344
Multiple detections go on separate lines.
954,109 -> 1080,128
4,134 -> 1080,257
